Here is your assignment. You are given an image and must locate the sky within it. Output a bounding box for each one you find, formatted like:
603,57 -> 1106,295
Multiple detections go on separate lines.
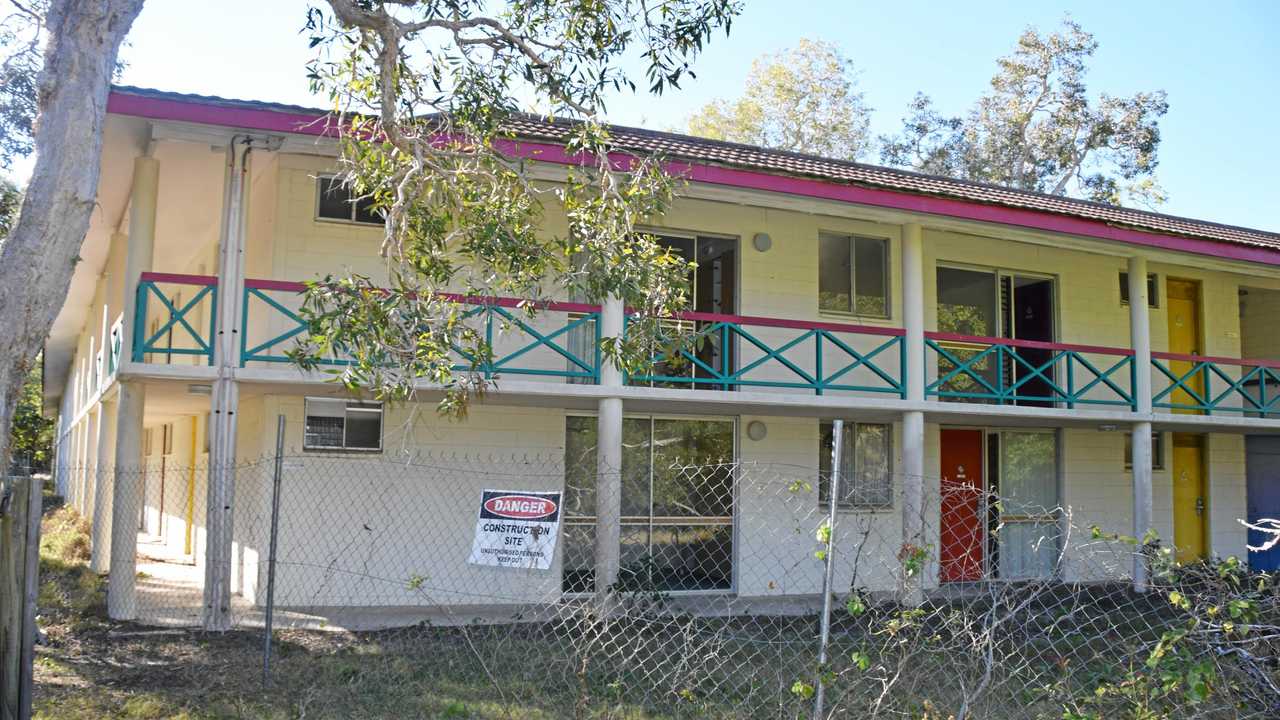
51,0 -> 1280,231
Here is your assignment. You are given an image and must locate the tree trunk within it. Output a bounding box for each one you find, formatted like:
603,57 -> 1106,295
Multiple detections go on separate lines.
0,0 -> 144,472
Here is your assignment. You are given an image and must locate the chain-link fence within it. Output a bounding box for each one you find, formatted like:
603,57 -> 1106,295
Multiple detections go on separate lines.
58,446 -> 1280,719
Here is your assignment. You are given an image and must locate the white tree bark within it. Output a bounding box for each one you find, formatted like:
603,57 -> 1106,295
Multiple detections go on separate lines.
0,0 -> 144,470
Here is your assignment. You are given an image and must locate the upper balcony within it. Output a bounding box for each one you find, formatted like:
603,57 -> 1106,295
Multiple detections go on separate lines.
126,273 -> 1280,424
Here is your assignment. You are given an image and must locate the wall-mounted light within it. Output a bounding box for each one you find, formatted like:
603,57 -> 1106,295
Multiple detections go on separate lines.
1097,424 -> 1119,432
187,384 -> 213,396
746,420 -> 768,441
752,232 -> 772,253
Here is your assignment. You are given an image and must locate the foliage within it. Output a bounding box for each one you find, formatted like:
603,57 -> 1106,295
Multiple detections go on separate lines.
292,0 -> 740,412
9,352 -> 52,470
0,175 -> 20,238
686,38 -> 872,159
880,19 -> 1169,207
0,0 -> 45,169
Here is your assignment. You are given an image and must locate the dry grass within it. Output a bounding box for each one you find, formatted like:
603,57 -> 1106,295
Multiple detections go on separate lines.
31,503 -> 689,719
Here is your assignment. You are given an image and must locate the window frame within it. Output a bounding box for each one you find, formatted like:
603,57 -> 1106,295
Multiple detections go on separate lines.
1119,272 -> 1159,308
1124,431 -> 1166,471
562,412 -> 738,596
302,397 -> 384,453
818,420 -> 895,511
817,232 -> 891,320
314,175 -> 384,226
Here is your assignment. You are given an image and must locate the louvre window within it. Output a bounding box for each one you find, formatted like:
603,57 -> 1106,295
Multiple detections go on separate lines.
1124,432 -> 1166,470
818,422 -> 893,509
1119,272 -> 1159,308
303,398 -> 383,452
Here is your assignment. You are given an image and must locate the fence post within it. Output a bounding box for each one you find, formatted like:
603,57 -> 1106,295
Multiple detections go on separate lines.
263,415 -> 285,688
1,475 -> 40,720
813,419 -> 843,720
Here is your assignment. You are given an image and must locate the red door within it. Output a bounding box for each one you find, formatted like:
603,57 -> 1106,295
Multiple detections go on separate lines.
940,429 -> 984,582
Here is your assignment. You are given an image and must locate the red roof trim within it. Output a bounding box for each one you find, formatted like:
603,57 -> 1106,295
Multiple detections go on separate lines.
106,90 -> 1280,267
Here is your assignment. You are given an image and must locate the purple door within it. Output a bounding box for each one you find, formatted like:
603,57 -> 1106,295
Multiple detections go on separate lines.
1246,436 -> 1280,572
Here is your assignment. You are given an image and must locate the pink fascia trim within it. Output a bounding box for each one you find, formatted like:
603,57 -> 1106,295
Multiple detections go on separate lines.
672,309 -> 905,337
1151,350 -> 1280,370
140,271 -> 218,286
106,90 -> 1280,267
244,278 -> 308,292
925,331 -> 1134,357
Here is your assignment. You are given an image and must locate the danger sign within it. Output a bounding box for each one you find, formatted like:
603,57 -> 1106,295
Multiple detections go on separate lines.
467,490 -> 562,570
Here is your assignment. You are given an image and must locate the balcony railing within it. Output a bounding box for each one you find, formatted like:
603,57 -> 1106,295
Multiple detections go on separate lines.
924,333 -> 1136,409
628,312 -> 906,397
240,280 -> 602,381
1151,352 -> 1280,417
132,272 -> 218,365
125,276 -> 1279,419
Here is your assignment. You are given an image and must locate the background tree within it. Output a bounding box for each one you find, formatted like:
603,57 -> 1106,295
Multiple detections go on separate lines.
880,19 -> 1169,207
0,0 -> 144,472
685,38 -> 871,159
0,176 -> 19,237
294,0 -> 740,412
0,0 -> 44,167
9,354 -> 53,472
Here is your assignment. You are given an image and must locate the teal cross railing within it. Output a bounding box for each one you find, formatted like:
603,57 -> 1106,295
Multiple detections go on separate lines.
628,311 -> 906,397
240,280 -> 602,381
132,272 -> 218,365
1151,352 -> 1280,417
925,332 -> 1135,409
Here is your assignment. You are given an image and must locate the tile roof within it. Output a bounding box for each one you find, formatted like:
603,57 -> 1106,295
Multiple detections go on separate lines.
110,85 -> 1280,253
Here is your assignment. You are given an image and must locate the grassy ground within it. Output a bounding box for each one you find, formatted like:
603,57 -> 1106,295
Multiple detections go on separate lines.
31,496 -> 1273,719
33,499 -> 801,719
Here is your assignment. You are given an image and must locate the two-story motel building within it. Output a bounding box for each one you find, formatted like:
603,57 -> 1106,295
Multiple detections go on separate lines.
46,86 -> 1280,627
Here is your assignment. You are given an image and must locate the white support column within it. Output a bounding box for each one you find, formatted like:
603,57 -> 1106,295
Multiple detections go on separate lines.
107,153 -> 159,620
120,157 -> 158,364
901,223 -> 927,602
91,397 -> 117,573
107,382 -> 144,619
84,407 -> 100,519
203,138 -> 252,631
1128,256 -> 1154,591
594,295 -> 625,607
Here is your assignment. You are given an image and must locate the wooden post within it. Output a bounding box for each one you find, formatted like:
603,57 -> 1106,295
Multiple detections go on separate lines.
1,475 -> 41,720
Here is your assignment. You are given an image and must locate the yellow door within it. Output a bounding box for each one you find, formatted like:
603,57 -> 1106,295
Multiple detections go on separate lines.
1172,433 -> 1206,562
1166,279 -> 1203,413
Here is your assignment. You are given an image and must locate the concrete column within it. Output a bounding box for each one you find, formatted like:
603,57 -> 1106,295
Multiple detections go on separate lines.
1128,257 -> 1154,590
83,408 -> 100,519
902,223 -> 926,404
901,223 -> 927,602
121,156 -> 159,363
107,382 -> 144,619
90,398 -> 118,573
594,295 -> 625,605
107,152 -> 159,620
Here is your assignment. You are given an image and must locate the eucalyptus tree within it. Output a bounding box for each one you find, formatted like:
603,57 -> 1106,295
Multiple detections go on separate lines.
880,19 -> 1169,207
0,0 -> 144,472
686,37 -> 872,159
294,0 -> 741,414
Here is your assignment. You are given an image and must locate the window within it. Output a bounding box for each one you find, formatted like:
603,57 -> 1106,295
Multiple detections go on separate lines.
818,233 -> 889,317
316,176 -> 382,225
818,422 -> 893,509
1119,272 -> 1159,308
1125,432 -> 1166,470
303,398 -> 383,451
562,415 -> 735,593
